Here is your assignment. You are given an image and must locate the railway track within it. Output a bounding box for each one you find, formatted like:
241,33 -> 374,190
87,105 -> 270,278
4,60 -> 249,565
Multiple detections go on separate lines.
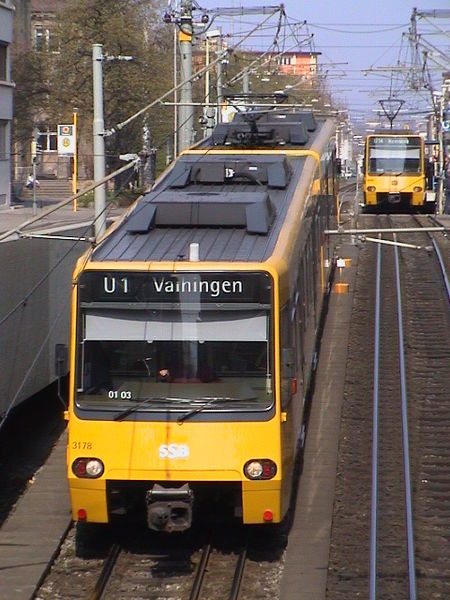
327,214 -> 450,599
88,539 -> 248,600
369,215 -> 417,599
35,523 -> 284,600
393,216 -> 450,598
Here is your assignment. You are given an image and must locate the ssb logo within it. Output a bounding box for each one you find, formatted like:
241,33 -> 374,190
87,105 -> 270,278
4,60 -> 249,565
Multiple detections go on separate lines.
159,443 -> 190,459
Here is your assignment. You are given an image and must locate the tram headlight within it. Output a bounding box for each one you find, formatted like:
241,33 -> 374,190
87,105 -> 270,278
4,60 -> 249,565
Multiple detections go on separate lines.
413,186 -> 422,192
367,186 -> 376,192
72,458 -> 104,478
244,459 -> 277,480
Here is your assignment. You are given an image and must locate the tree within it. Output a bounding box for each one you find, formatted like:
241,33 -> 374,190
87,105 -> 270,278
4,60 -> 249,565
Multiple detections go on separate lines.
12,44 -> 52,166
12,0 -> 174,184
50,0 -> 174,181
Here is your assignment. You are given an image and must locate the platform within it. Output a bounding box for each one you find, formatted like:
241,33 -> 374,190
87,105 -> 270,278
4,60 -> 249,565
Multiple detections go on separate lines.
0,432 -> 70,600
279,241 -> 359,600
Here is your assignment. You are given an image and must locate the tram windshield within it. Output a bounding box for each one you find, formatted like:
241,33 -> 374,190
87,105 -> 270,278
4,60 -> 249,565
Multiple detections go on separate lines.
367,136 -> 422,174
76,307 -> 273,417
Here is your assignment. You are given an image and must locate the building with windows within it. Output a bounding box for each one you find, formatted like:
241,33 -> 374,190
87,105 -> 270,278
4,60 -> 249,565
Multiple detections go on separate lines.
0,0 -> 13,206
272,51 -> 321,78
31,0 -> 58,51
12,0 -> 77,189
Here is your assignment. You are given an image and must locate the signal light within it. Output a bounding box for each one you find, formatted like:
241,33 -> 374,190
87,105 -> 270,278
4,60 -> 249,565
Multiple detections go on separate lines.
244,459 -> 277,480
263,509 -> 274,522
78,508 -> 87,521
72,458 -> 104,478
263,461 -> 275,478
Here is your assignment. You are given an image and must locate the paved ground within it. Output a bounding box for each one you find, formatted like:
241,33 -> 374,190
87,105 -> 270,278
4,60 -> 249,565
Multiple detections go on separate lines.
280,240 -> 359,600
0,433 -> 70,600
0,197 -> 124,239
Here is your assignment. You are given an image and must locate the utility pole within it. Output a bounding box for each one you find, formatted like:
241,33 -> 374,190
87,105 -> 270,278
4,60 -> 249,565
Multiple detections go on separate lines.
92,43 -> 107,239
163,3 -> 282,154
178,0 -> 194,152
216,33 -> 223,123
205,30 -> 221,136
243,67 -> 250,94
173,2 -> 178,158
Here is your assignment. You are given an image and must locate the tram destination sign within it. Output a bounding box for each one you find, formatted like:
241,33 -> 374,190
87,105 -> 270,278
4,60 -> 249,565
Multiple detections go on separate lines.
370,136 -> 421,147
78,271 -> 272,304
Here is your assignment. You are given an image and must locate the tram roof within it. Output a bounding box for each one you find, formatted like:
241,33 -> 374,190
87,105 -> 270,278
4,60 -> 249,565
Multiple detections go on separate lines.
92,112 -> 330,264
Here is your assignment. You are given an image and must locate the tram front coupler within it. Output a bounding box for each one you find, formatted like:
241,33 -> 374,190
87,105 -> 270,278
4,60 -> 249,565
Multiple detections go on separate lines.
387,193 -> 401,204
145,483 -> 193,532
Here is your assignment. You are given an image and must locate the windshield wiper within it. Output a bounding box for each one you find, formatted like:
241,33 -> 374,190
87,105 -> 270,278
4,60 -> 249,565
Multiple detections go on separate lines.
177,396 -> 255,424
113,396 -> 190,421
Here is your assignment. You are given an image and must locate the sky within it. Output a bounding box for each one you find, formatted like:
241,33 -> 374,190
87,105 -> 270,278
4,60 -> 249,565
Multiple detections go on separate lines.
190,0 -> 450,131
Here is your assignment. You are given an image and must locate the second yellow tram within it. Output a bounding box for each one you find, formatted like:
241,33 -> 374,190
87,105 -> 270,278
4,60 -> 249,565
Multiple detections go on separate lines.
363,131 -> 434,213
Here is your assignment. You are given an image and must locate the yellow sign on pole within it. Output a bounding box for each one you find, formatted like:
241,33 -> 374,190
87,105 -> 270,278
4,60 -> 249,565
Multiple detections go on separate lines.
57,124 -> 76,155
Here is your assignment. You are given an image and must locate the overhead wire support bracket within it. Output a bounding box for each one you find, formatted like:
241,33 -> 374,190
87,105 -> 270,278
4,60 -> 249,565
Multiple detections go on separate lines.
18,233 -> 95,243
106,5 -> 284,136
359,236 -> 433,251
325,226 -> 448,235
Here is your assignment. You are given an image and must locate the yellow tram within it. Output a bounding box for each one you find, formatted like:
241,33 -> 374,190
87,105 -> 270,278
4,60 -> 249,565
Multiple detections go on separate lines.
363,131 -> 434,213
66,108 -> 339,532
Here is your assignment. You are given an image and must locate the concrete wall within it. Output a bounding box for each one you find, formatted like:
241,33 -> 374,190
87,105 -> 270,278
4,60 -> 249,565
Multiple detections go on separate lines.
0,228 -> 90,419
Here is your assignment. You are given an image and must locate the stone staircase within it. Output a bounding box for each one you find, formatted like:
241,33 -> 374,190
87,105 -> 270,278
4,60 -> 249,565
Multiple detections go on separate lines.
15,179 -> 75,204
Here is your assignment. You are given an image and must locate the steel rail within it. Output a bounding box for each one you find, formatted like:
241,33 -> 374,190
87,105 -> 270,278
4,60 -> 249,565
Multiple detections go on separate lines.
429,237 -> 450,300
189,544 -> 212,600
228,547 -> 247,600
89,543 -> 121,600
370,227 -> 418,599
415,216 -> 450,301
369,238 -> 381,600
393,234 -> 417,600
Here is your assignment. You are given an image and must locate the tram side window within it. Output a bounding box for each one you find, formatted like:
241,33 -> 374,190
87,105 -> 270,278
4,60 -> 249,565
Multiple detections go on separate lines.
302,254 -> 309,330
303,245 -> 315,327
280,304 -> 295,408
296,268 -> 305,370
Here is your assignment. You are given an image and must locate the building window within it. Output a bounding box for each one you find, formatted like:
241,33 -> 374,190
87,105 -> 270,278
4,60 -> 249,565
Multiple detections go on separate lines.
37,129 -> 57,152
0,44 -> 7,80
281,56 -> 291,66
0,120 -> 8,160
34,26 -> 53,51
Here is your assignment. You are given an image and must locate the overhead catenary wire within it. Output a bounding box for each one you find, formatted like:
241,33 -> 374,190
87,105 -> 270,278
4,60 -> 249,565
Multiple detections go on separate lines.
0,158 -> 139,243
107,7 -> 284,135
